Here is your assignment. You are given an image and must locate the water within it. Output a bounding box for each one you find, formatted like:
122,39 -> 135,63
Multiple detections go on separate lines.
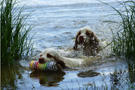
21,0 -> 122,50
2,0 -> 135,90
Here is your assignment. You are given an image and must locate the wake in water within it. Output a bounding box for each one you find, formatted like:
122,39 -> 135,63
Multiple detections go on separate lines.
57,41 -> 115,68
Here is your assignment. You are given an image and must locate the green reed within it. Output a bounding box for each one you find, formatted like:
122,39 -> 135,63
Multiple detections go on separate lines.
1,0 -> 33,64
102,0 -> 135,59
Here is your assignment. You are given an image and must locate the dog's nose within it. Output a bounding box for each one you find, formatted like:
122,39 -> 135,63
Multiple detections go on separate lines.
79,35 -> 84,44
39,57 -> 46,64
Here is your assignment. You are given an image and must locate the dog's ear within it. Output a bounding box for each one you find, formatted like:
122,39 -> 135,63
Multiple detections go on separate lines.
47,53 -> 67,69
73,31 -> 81,50
89,32 -> 99,45
56,61 -> 66,69
88,31 -> 100,55
90,32 -> 94,38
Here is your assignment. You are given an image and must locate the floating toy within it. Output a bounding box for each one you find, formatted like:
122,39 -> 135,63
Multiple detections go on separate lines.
29,61 -> 61,71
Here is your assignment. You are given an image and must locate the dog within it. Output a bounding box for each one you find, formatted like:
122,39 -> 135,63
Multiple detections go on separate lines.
39,48 -> 84,68
73,26 -> 102,56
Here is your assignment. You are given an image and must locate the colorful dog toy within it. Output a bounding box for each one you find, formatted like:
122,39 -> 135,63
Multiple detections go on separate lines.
29,61 -> 60,71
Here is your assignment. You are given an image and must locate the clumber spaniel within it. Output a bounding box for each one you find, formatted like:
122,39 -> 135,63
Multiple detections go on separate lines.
73,26 -> 102,56
39,48 -> 84,68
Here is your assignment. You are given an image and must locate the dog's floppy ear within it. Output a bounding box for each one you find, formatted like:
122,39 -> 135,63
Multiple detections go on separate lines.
90,32 -> 94,38
73,31 -> 81,50
88,31 -> 100,55
89,32 -> 99,45
47,53 -> 66,68
56,61 -> 66,69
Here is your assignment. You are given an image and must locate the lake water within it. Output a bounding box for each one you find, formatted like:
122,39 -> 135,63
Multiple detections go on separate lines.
22,0 -> 123,50
1,0 -> 135,90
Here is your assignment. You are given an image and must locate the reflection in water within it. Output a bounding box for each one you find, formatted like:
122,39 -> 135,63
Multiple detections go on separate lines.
128,61 -> 135,83
110,69 -> 126,89
109,61 -> 135,90
1,60 -> 135,89
1,64 -> 22,90
30,71 -> 66,87
77,70 -> 100,78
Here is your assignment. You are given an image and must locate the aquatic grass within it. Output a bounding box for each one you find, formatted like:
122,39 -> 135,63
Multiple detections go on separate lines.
1,0 -> 33,64
101,0 -> 135,59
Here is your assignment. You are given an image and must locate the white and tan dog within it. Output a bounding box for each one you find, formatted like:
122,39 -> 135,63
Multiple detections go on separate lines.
39,48 -> 84,68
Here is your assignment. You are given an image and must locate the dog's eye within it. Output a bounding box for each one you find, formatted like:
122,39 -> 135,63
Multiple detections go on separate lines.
86,31 -> 90,36
47,53 -> 53,58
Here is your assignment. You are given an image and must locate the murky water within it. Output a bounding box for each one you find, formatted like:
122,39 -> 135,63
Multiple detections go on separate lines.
1,0 -> 135,90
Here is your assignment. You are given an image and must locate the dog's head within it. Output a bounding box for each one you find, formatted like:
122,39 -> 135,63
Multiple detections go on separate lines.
40,48 -> 66,68
74,26 -> 99,50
